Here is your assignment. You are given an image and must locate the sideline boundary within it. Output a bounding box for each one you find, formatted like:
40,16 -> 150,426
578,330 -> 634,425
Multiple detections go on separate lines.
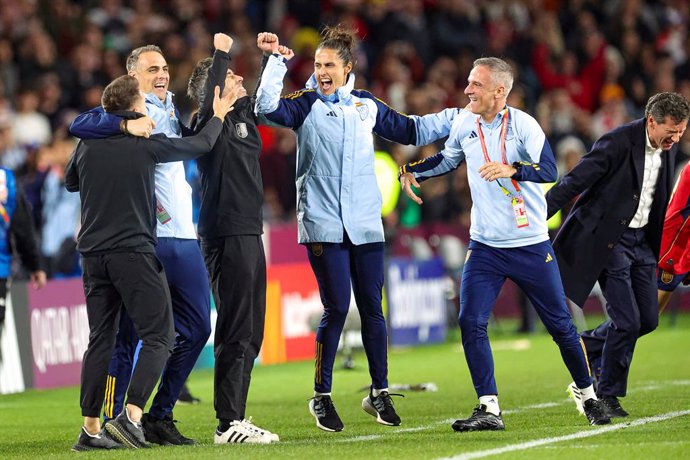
437,410 -> 690,460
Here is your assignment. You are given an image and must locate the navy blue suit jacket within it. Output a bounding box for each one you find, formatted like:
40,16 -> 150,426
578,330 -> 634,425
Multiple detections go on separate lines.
545,118 -> 677,306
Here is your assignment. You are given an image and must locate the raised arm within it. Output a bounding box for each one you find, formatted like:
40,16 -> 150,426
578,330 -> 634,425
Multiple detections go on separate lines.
69,106 -> 155,139
69,106 -> 119,139
254,33 -> 305,128
252,32 -> 292,106
196,33 -> 234,130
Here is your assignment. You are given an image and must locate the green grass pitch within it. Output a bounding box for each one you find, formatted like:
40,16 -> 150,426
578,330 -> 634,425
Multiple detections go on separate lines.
1,314 -> 689,459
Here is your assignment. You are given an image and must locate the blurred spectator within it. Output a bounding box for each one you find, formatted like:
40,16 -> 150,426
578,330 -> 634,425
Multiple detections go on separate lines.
429,0 -> 482,56
0,39 -> 19,105
0,110 -> 27,171
590,84 -> 632,141
86,0 -> 134,53
260,128 -> 296,223
12,87 -> 52,148
39,139 -> 80,277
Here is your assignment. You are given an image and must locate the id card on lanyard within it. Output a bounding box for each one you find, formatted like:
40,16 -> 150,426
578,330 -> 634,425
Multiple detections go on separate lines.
476,109 -> 529,228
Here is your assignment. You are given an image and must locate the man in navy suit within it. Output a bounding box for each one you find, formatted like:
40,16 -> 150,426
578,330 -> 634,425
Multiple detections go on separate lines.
546,92 -> 690,418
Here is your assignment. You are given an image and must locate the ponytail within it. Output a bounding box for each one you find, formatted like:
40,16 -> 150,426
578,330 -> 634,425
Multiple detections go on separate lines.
317,24 -> 356,69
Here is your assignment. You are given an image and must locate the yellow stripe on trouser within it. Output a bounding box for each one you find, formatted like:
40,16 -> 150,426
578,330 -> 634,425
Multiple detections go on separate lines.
579,338 -> 591,377
315,342 -> 322,385
105,375 -> 115,418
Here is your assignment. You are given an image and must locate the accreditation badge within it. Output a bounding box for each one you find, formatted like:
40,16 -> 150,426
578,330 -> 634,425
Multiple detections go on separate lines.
156,199 -> 172,224
512,197 -> 529,228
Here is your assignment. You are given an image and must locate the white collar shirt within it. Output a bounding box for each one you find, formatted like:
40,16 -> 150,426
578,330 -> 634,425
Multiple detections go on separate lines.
629,127 -> 663,228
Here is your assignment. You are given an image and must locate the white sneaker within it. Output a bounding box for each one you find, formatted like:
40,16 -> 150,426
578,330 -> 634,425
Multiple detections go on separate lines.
566,382 -> 585,415
214,420 -> 271,444
241,417 -> 279,442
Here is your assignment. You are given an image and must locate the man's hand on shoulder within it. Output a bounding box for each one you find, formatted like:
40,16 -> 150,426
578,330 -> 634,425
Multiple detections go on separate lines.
124,117 -> 156,138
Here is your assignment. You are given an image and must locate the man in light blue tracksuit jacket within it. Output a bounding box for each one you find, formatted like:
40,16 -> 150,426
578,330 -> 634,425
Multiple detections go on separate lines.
399,57 -> 611,432
254,27 -> 458,432
69,45 -> 211,446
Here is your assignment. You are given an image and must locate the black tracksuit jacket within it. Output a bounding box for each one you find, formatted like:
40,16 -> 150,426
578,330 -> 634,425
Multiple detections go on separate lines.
65,111 -> 223,254
191,50 -> 265,239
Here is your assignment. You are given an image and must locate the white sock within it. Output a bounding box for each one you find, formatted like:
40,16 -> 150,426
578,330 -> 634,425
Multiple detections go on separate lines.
82,427 -> 100,437
372,388 -> 388,397
579,384 -> 597,401
479,395 -> 500,416
314,391 -> 331,399
125,407 -> 139,425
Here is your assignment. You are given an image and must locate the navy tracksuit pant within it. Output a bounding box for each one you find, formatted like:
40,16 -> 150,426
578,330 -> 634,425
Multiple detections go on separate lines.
581,228 -> 658,398
103,238 -> 211,420
460,240 -> 591,397
307,233 -> 388,393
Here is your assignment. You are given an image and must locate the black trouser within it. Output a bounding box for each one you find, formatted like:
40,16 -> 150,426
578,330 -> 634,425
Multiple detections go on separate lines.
79,252 -> 174,417
582,228 -> 658,397
202,235 -> 266,422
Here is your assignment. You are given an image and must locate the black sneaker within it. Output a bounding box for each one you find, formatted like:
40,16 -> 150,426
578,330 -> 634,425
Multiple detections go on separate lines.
177,383 -> 201,405
362,390 -> 403,426
105,410 -> 150,448
142,413 -> 196,445
71,426 -> 124,451
583,398 -> 612,425
452,404 -> 505,432
308,396 -> 344,432
600,396 -> 629,418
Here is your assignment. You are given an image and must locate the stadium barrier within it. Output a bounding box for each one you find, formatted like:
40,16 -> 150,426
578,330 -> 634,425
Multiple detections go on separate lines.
3,222 -> 688,393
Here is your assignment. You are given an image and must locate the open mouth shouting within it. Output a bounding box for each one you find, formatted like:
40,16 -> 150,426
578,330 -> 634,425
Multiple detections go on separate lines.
320,77 -> 333,94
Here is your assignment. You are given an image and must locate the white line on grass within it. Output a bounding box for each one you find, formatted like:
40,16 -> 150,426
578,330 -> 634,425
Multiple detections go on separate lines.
502,402 -> 560,414
332,420 -> 456,443
333,402 -> 571,443
328,380 -> 690,444
437,410 -> 690,460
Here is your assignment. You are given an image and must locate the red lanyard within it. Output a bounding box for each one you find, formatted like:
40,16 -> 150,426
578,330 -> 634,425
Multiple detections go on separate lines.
476,109 -> 521,193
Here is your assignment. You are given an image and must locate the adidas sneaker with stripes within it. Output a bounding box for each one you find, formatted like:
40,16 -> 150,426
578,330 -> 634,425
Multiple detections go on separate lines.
214,420 -> 272,444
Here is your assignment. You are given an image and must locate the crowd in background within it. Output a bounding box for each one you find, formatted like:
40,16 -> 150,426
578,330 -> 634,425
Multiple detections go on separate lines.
1,0 -> 689,279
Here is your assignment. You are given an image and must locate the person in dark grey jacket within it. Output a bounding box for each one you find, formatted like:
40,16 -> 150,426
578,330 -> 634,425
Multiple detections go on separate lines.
66,74 -> 237,451
186,32 -> 289,444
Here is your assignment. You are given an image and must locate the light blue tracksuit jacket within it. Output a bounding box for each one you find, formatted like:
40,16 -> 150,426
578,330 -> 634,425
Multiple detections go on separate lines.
255,54 -> 459,245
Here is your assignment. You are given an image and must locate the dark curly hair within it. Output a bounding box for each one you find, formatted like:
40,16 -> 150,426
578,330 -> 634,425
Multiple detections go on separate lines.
187,57 -> 213,105
645,92 -> 690,124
